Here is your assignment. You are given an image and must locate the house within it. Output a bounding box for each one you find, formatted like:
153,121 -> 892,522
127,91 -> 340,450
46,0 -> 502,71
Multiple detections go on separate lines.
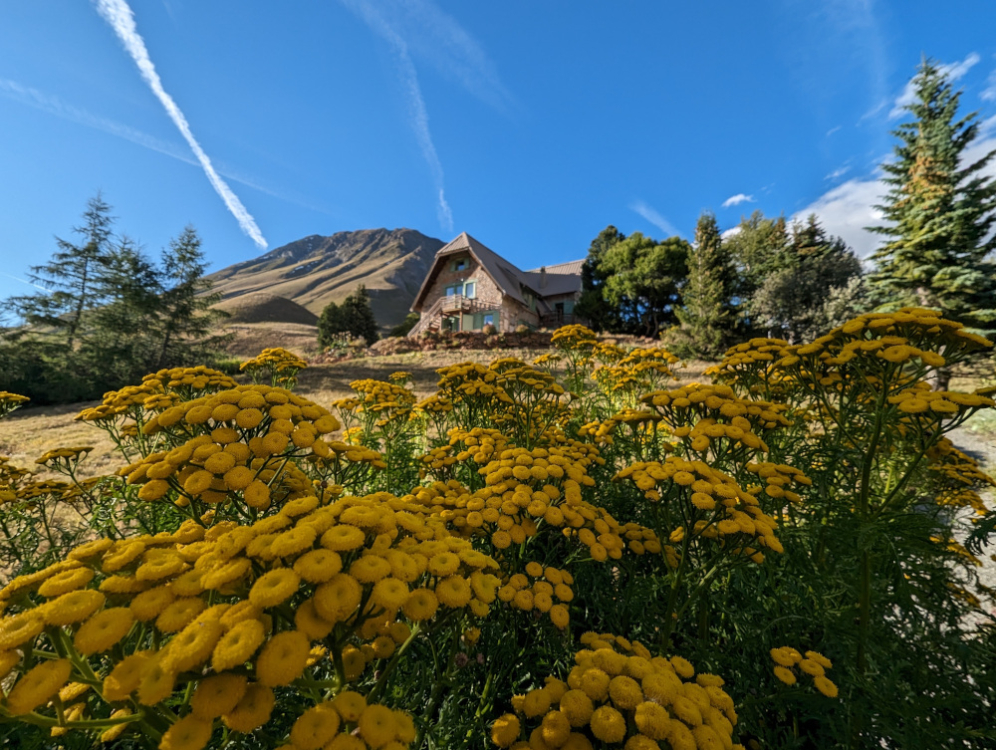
407,232 -> 585,336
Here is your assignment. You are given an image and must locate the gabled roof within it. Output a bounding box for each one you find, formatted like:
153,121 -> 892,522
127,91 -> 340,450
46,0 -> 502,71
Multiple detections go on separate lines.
526,259 -> 586,276
411,232 -> 585,311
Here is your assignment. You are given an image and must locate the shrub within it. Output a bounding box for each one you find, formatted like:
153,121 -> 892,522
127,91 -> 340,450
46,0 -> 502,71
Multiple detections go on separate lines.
0,313 -> 994,749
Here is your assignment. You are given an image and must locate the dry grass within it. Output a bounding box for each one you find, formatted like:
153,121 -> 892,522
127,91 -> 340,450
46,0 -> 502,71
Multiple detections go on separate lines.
0,349 -> 713,482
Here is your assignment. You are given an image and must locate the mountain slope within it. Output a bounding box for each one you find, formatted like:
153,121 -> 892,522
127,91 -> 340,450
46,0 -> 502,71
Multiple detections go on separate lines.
207,228 -> 445,329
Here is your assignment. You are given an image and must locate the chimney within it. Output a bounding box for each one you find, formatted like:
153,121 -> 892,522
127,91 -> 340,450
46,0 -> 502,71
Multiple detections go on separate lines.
540,266 -> 547,289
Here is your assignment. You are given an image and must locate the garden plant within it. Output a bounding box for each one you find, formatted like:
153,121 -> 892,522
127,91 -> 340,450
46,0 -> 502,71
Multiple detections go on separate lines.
0,315 -> 994,750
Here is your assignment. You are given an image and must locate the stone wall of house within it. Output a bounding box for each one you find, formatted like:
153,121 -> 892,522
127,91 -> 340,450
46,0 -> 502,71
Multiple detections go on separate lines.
418,251 -> 540,332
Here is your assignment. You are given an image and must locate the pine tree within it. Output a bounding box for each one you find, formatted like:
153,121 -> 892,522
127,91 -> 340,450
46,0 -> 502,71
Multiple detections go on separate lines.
342,285 -> 380,346
153,226 -> 225,369
869,58 -> 996,329
673,212 -> 734,356
6,193 -> 114,347
317,286 -> 380,348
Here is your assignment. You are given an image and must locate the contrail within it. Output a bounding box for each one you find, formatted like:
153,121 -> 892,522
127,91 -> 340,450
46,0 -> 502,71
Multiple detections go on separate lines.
340,0 -> 454,233
1,273 -> 50,293
630,200 -> 679,238
93,0 -> 267,249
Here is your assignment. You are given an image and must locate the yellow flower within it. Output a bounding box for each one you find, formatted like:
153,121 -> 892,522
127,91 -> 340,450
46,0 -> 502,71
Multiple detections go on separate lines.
814,675 -> 839,698
291,701 -> 342,749
212,619 -> 266,671
350,555 -> 393,583
314,574 -> 363,622
43,589 -> 106,626
224,466 -> 254,491
579,668 -> 610,701
371,578 -> 410,612
427,551 -> 461,577
156,597 -> 207,633
5,658 -> 72,715
293,549 -> 342,583
223,683 -> 275,733
589,705 -> 627,743
670,655 -> 695,679
191,673 -> 248,718
358,703 -> 397,748
73,607 -> 134,655
798,658 -> 825,677
162,619 -> 223,674
608,675 -> 643,709
137,656 -> 176,705
402,588 -> 439,621
0,612 -> 45,650
103,652 -> 153,701
773,666 -> 796,685
159,715 -> 213,750
634,701 -> 670,740
805,650 -> 832,669
436,576 -> 472,608
130,586 -> 176,622
244,480 -> 271,509
332,690 -> 367,722
256,630 -> 310,686
322,525 -> 367,552
37,567 -> 94,598
249,568 -> 301,608
490,714 -> 521,748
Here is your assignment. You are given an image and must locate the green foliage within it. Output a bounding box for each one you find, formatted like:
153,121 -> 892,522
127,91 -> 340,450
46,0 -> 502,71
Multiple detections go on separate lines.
724,212 -> 864,342
869,58 -> 996,332
670,211 -> 737,357
575,225 -> 627,332
0,196 -> 227,404
582,230 -> 690,337
318,285 -> 380,348
389,312 -> 421,338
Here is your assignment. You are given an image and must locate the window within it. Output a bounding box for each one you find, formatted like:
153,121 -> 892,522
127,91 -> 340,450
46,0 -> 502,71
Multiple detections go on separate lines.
451,258 -> 467,272
483,313 -> 494,326
445,284 -> 460,296
464,281 -> 476,299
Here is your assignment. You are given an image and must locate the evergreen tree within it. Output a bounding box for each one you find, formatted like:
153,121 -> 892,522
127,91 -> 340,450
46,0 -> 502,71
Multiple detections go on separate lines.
317,300 -> 345,349
317,286 -> 380,347
342,285 -> 380,346
672,212 -> 735,356
6,193 -> 114,348
153,226 -> 226,369
575,226 -> 626,331
869,58 -> 996,329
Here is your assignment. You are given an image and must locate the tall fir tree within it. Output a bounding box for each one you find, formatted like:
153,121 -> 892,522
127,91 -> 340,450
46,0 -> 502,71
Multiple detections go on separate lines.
6,193 -> 114,348
153,226 -> 225,369
673,212 -> 735,356
868,58 -> 996,330
317,286 -> 380,347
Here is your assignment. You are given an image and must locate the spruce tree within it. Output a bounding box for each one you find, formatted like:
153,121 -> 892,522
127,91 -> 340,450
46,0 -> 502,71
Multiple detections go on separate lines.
869,58 -> 996,330
342,285 -> 380,346
674,212 -> 734,356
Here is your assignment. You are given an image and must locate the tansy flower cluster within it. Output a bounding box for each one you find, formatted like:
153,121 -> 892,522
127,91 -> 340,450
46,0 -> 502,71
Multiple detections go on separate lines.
491,632 -> 743,750
0,391 -> 29,419
241,347 -> 309,389
0,489 -> 502,749
117,385 -> 341,513
770,647 -> 837,698
495,560 -> 573,629
615,458 -> 784,562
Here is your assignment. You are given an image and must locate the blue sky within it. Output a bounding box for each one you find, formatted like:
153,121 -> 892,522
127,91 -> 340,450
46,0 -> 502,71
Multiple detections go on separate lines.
1,1 -> 995,303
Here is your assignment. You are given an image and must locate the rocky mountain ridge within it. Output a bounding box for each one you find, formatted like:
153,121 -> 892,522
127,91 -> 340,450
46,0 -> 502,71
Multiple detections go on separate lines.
206,228 -> 445,330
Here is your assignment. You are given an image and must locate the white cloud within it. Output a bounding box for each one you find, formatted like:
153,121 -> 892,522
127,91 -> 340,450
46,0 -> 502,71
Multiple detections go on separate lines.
630,200 -> 678,237
795,133 -> 996,259
722,193 -> 755,208
721,226 -> 742,240
825,165 -> 851,181
94,0 -> 267,249
826,125 -> 842,137
372,0 -> 514,114
340,0 -> 454,234
890,52 -> 980,119
982,68 -> 996,102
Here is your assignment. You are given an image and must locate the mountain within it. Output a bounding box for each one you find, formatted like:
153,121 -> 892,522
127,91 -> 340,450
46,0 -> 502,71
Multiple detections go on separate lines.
206,228 -> 445,330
